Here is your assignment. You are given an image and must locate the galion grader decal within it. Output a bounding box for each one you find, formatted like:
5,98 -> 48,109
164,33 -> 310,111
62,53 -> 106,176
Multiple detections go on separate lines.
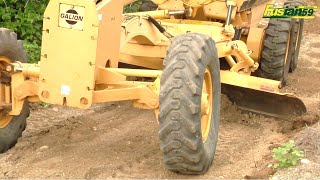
0,0 -> 306,174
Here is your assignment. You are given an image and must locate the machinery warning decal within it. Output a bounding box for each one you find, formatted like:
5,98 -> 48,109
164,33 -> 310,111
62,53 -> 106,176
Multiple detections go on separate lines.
59,4 -> 85,31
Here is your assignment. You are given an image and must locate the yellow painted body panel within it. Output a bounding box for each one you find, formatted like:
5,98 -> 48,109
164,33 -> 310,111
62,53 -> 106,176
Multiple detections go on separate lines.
39,0 -> 99,109
96,0 -> 123,68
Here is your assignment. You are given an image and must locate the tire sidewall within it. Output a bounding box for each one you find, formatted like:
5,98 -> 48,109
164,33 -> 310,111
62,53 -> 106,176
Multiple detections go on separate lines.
0,102 -> 29,153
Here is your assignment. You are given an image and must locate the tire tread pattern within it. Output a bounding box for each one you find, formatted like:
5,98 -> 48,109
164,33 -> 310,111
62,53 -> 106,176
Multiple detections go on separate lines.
159,33 -> 220,174
259,18 -> 291,81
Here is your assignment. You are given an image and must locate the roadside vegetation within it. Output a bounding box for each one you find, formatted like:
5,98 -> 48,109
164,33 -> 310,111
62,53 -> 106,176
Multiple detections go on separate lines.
272,140 -> 304,168
0,0 -> 49,63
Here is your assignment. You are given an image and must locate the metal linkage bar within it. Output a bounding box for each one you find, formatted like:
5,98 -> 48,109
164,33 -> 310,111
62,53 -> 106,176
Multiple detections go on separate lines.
107,68 -> 162,78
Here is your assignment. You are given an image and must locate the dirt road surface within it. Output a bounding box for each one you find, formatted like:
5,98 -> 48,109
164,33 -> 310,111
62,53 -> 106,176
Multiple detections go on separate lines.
0,5 -> 319,179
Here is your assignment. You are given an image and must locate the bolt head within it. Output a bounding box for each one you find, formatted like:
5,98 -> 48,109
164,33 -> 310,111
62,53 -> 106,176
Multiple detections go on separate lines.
6,65 -> 12,72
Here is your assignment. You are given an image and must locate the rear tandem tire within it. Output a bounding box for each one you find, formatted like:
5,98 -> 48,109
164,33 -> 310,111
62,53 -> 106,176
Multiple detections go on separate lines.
0,28 -> 30,153
289,18 -> 303,73
259,1 -> 304,84
259,18 -> 292,85
158,33 -> 221,174
285,1 -> 305,72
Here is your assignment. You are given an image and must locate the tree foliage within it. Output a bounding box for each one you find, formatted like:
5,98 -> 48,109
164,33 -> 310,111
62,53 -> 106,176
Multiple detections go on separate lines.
0,0 -> 49,63
0,0 -> 141,63
124,0 -> 142,13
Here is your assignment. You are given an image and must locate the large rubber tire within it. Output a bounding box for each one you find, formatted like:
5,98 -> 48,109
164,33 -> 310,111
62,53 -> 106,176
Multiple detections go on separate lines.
285,1 -> 304,72
140,0 -> 158,11
0,28 -> 30,153
159,33 -> 221,174
259,18 -> 292,84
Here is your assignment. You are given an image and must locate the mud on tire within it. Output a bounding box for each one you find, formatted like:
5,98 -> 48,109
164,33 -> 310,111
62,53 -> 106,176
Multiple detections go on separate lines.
0,28 -> 30,153
159,33 -> 221,174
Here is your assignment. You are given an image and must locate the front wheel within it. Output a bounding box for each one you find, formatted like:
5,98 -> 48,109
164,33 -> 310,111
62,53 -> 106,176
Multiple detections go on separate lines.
158,33 -> 221,174
0,28 -> 30,153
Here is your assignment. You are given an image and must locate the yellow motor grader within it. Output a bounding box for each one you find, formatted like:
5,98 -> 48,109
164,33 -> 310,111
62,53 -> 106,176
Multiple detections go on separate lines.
0,0 -> 306,174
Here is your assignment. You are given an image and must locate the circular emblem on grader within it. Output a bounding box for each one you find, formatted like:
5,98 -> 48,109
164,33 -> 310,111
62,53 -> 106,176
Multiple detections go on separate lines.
60,9 -> 84,25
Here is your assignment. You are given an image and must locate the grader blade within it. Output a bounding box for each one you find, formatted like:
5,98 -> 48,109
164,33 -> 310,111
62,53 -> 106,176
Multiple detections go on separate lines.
220,71 -> 306,118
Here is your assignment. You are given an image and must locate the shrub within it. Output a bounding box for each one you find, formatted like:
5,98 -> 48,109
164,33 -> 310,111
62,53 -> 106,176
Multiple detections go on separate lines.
272,140 -> 304,168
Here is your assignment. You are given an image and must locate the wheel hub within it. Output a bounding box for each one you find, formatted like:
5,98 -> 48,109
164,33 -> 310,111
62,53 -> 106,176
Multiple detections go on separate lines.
0,56 -> 13,128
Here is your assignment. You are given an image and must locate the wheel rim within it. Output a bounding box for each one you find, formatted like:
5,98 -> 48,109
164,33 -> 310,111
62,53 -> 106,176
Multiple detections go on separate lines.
0,56 -> 13,128
281,26 -> 292,86
201,67 -> 213,143
294,20 -> 301,53
285,30 -> 291,64
0,114 -> 13,128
